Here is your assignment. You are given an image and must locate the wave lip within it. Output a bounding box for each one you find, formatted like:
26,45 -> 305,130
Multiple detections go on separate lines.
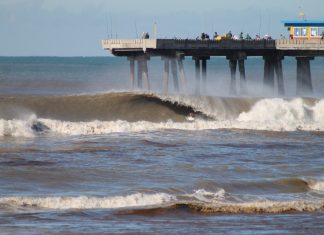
0,193 -> 175,210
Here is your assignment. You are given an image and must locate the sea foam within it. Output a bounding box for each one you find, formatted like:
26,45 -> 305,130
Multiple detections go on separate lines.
0,193 -> 175,210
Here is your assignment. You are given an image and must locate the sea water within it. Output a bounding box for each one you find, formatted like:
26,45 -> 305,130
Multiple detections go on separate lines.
0,56 -> 323,234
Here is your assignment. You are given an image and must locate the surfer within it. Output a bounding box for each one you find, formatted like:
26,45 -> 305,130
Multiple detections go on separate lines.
31,121 -> 49,133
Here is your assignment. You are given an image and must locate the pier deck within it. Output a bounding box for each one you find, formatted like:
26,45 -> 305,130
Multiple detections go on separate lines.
102,39 -> 324,57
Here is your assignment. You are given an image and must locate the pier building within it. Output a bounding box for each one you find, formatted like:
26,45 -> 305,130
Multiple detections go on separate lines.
283,20 -> 324,40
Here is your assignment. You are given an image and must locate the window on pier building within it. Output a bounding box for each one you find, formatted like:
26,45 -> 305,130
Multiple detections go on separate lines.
294,27 -> 301,36
310,27 -> 319,37
301,27 -> 308,37
320,27 -> 324,36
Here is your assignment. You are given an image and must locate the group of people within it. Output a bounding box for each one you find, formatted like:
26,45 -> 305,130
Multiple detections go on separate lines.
141,32 -> 150,39
200,32 -> 210,40
198,31 -> 272,40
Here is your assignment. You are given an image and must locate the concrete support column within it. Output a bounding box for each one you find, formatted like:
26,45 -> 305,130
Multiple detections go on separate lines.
171,58 -> 179,92
128,56 -> 135,89
193,57 -> 201,95
177,58 -> 187,92
137,58 -> 143,89
274,59 -> 285,96
228,52 -> 246,95
305,60 -> 313,93
238,59 -> 246,94
201,59 -> 207,92
237,52 -> 247,95
228,59 -> 237,95
136,55 -> 150,90
162,57 -> 170,94
296,57 -> 313,95
142,57 -> 150,90
263,57 -> 275,92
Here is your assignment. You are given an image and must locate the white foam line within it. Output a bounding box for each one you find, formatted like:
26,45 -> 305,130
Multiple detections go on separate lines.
0,193 -> 175,210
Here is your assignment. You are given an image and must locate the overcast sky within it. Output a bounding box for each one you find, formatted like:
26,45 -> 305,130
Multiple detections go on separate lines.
0,0 -> 323,56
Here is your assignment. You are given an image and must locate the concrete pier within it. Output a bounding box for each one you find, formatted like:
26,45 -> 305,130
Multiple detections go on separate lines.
102,39 -> 324,95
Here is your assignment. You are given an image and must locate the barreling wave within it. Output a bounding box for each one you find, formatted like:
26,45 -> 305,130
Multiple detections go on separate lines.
1,92 -> 324,137
0,92 -> 209,123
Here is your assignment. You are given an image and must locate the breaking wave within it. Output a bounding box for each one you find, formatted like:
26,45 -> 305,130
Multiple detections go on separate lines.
1,92 -> 324,137
1,186 -> 323,214
0,193 -> 175,210
176,200 -> 324,214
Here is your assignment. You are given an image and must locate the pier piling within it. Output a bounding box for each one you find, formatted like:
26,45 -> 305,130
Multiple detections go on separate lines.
263,57 -> 275,93
238,52 -> 247,94
274,58 -> 285,95
162,57 -> 170,94
142,57 -> 150,90
296,57 -> 313,95
193,57 -> 201,95
201,58 -> 207,92
128,57 -> 135,89
137,57 -> 143,89
171,58 -> 179,91
228,58 -> 237,95
177,57 -> 187,92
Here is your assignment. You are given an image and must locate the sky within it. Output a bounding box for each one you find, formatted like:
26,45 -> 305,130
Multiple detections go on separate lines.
0,0 -> 323,56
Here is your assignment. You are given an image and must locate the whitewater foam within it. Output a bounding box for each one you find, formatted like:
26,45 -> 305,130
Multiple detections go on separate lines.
185,189 -> 226,203
0,193 -> 175,210
307,179 -> 324,192
180,199 -> 324,214
0,115 -> 37,137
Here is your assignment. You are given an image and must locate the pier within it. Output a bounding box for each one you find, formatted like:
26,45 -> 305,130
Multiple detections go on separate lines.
102,38 -> 324,95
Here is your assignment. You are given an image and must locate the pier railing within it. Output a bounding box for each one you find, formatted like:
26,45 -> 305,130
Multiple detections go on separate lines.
276,39 -> 324,50
101,39 -> 157,52
102,38 -> 324,57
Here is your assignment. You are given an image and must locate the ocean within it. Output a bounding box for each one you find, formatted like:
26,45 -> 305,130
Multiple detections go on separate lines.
0,56 -> 323,234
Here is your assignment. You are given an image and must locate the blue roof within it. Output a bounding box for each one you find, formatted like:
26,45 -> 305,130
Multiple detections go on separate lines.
282,20 -> 324,27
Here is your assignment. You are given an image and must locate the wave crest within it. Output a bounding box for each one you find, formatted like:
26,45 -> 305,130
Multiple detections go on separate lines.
1,93 -> 324,137
0,193 -> 175,210
177,200 -> 324,214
